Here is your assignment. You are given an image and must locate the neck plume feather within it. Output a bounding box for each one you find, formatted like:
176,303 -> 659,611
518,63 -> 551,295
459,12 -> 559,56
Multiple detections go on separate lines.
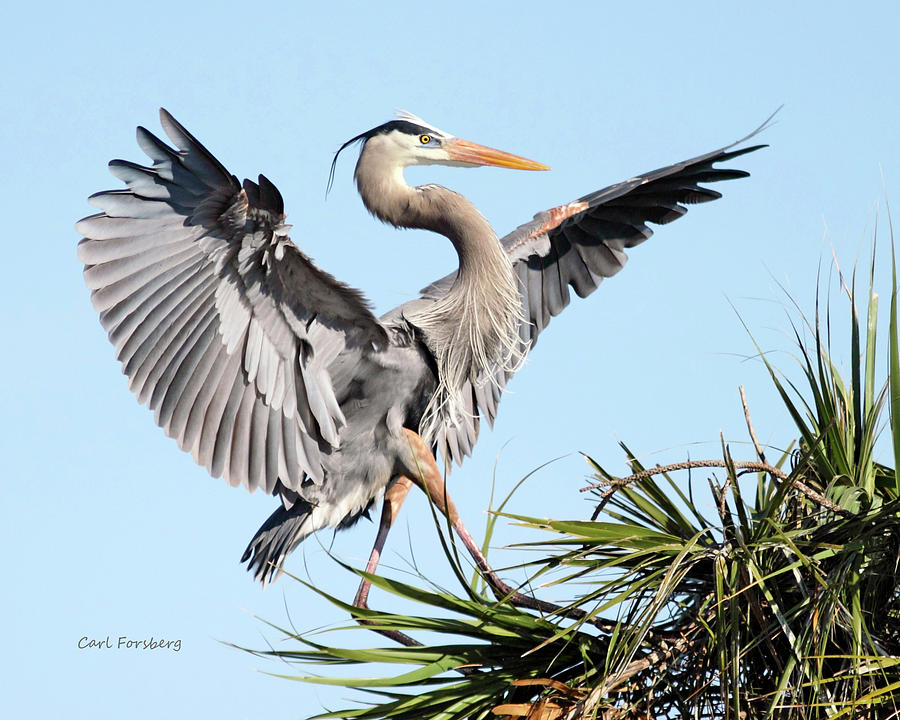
355,150 -> 526,448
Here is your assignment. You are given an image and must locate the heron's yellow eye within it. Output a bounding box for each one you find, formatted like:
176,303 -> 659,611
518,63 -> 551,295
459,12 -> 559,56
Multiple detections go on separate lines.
419,134 -> 431,144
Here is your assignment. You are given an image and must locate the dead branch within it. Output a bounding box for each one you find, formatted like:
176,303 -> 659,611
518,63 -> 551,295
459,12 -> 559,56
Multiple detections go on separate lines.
582,459 -> 853,519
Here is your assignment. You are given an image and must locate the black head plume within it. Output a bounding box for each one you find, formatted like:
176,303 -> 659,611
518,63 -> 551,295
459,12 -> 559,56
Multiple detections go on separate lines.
325,119 -> 443,196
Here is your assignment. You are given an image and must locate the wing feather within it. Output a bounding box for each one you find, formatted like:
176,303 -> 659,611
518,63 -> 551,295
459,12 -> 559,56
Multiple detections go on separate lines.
200,351 -> 242,475
168,331 -> 221,443
247,399 -> 269,491
160,317 -> 219,431
212,358 -> 249,480
149,303 -> 219,417
106,258 -> 204,345
183,344 -> 230,457
78,109 -> 388,494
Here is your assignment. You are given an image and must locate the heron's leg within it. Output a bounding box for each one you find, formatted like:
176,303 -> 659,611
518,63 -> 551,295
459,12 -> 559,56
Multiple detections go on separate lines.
352,476 -> 420,647
400,429 -> 562,616
353,476 -> 413,608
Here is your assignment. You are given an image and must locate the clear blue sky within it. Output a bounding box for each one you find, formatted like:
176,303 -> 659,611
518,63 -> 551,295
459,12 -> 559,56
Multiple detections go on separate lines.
3,2 -> 899,718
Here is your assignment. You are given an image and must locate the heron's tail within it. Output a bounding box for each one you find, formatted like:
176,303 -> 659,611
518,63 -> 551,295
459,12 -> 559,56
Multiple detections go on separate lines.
241,499 -> 314,586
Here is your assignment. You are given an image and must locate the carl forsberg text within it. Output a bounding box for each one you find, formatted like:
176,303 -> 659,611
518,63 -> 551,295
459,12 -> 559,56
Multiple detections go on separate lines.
78,635 -> 182,652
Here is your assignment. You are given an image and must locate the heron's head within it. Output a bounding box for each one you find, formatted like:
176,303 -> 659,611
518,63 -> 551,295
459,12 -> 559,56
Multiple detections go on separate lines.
328,112 -> 548,192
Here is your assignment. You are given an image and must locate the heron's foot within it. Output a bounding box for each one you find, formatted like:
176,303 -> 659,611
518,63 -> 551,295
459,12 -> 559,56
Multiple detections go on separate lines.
480,568 -> 558,614
352,587 -> 421,647
468,549 -> 582,619
457,530 -> 597,625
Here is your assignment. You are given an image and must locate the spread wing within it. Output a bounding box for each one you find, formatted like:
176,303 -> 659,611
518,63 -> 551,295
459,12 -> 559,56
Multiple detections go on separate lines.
77,109 -> 388,494
422,122 -> 769,467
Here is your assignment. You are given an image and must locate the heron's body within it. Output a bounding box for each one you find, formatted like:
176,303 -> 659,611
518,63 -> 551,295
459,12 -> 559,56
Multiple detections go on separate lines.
77,110 -> 767,585
280,323 -> 434,529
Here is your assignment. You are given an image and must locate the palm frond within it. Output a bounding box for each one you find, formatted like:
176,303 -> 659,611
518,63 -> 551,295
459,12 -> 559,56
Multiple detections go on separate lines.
240,224 -> 900,720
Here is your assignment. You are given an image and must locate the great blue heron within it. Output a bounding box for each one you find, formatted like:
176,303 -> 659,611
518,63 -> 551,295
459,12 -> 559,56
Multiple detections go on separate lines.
77,109 -> 765,616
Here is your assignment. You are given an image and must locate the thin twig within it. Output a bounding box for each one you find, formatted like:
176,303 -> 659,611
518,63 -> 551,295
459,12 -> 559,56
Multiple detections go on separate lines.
582,459 -> 854,519
719,432 -> 732,519
711,475 -> 730,527
581,460 -> 787,491
786,480 -> 853,516
740,385 -> 767,464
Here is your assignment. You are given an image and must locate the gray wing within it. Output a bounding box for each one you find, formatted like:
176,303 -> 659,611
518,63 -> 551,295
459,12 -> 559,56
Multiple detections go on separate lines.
77,109 -> 387,494
422,127 -> 768,467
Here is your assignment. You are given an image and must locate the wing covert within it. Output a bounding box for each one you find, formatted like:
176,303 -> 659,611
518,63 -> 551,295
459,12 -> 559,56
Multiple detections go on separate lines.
77,109 -> 387,494
500,134 -> 767,344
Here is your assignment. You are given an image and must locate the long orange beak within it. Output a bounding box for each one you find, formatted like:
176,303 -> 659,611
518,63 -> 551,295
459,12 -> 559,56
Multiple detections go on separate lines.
445,138 -> 550,170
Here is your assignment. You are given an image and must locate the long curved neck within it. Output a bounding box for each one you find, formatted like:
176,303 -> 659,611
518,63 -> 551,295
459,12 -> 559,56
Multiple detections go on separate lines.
354,146 -> 525,444
354,147 -> 504,283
